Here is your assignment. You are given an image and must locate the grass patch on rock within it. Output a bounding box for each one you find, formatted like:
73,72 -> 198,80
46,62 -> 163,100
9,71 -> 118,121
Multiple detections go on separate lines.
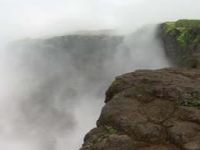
179,91 -> 200,108
105,126 -> 118,134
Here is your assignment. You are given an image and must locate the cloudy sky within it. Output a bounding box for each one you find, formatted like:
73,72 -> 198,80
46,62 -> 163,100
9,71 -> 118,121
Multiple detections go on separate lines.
0,0 -> 200,38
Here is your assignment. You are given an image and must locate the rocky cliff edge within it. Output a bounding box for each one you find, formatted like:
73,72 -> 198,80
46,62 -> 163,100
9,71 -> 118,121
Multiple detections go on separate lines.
80,20 -> 200,150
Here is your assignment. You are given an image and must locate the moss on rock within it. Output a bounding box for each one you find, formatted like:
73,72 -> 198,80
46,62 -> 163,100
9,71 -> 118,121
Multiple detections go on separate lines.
162,19 -> 200,47
160,19 -> 200,68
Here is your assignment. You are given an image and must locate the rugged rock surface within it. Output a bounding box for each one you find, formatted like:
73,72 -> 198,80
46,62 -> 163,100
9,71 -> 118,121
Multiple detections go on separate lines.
80,20 -> 200,150
80,68 -> 200,150
160,19 -> 200,68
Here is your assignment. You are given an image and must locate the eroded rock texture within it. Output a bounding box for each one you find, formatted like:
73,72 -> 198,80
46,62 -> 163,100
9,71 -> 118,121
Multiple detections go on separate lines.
80,68 -> 200,150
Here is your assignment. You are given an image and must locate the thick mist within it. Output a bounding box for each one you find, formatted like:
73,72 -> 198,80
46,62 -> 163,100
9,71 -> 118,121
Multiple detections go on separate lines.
0,25 -> 170,150
0,0 -> 199,150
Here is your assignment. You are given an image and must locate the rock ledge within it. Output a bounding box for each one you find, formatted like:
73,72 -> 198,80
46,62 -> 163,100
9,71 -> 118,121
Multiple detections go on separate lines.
80,68 -> 200,150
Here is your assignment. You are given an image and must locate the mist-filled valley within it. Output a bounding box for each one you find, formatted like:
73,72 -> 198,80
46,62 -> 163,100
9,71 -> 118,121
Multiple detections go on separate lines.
0,26 -> 170,150
0,0 -> 200,150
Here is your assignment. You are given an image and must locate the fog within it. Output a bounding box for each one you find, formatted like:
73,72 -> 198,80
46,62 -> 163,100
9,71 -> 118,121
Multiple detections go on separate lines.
0,0 -> 199,150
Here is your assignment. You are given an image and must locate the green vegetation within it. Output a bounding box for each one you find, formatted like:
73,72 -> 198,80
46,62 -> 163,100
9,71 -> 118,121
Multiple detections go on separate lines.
162,19 -> 200,47
180,91 -> 200,108
105,126 -> 118,134
180,100 -> 200,108
110,80 -> 120,87
176,19 -> 200,28
163,22 -> 176,33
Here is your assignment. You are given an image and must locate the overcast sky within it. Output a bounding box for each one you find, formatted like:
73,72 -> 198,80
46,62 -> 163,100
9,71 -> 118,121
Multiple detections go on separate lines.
0,0 -> 200,38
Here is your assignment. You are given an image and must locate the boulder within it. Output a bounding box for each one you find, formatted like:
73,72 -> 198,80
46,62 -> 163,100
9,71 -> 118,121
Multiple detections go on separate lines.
80,68 -> 200,150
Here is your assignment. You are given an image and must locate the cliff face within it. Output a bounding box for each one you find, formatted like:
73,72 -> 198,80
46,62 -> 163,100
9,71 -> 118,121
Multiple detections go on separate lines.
80,20 -> 200,150
160,20 -> 200,68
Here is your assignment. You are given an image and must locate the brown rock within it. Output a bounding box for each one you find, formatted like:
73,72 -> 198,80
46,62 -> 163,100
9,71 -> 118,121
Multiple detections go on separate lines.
139,144 -> 180,150
95,134 -> 134,150
80,68 -> 200,150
